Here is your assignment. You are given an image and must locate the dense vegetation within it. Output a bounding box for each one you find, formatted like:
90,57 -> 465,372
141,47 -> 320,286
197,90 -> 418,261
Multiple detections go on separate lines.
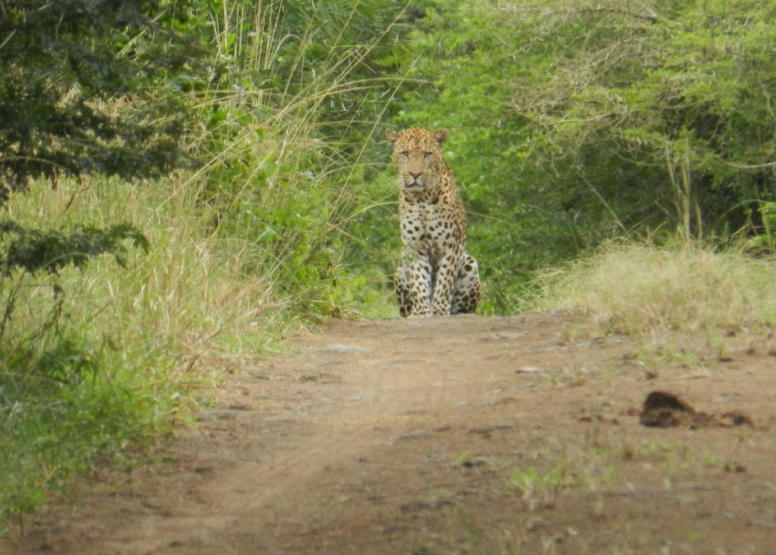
2,0 -> 776,530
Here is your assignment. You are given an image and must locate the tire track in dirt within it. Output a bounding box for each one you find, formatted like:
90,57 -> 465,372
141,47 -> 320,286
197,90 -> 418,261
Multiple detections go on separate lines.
145,316 -> 525,554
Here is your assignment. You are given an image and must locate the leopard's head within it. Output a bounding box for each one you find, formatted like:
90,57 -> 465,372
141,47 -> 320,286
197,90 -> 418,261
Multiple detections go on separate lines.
386,127 -> 449,193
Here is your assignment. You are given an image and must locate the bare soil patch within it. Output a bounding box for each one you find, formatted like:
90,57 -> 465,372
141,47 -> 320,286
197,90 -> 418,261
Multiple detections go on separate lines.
5,312 -> 776,554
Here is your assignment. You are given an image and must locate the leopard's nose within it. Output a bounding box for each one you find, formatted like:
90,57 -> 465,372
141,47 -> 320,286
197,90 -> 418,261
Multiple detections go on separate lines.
408,171 -> 422,181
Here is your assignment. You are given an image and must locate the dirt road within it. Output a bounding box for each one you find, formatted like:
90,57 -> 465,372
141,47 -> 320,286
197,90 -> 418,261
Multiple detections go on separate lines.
5,312 -> 776,554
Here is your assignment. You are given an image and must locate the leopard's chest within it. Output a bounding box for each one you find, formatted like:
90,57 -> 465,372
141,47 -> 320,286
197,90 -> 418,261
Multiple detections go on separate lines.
400,194 -> 461,259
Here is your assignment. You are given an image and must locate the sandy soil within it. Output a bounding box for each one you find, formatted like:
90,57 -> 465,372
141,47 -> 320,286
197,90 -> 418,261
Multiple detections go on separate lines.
4,311 -> 776,554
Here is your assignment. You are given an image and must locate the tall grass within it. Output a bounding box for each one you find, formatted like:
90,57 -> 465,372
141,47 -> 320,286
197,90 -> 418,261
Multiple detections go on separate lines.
188,0 -> 406,317
537,241 -> 776,335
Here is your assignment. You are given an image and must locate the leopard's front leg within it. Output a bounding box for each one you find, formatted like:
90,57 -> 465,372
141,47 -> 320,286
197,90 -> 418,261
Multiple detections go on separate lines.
431,253 -> 460,316
408,256 -> 434,317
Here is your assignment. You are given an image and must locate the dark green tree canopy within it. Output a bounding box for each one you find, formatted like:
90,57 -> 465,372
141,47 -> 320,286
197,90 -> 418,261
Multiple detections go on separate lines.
0,0 -> 195,197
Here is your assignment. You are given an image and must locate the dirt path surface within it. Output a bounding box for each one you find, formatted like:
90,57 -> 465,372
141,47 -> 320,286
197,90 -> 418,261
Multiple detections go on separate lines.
5,312 -> 776,554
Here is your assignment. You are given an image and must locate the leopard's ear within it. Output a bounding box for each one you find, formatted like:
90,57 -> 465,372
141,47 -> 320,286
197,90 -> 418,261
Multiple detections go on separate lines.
386,129 -> 400,143
433,129 -> 449,145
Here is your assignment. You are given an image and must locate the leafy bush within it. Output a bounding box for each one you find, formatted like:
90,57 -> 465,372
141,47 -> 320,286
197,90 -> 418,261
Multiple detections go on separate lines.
0,0 -> 195,191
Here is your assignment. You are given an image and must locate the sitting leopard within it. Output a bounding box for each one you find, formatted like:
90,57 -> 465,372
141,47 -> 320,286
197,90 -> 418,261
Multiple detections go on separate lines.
386,127 -> 481,317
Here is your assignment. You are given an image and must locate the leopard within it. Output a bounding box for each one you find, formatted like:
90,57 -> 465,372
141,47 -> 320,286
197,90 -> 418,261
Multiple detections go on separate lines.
385,127 -> 481,317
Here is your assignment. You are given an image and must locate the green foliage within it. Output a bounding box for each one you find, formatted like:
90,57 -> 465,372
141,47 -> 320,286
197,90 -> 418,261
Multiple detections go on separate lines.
745,201 -> 776,253
0,173 -> 273,531
0,222 -> 149,275
0,0 -> 195,192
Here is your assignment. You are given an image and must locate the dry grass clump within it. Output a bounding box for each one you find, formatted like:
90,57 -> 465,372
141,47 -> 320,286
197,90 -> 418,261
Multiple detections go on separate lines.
538,241 -> 776,335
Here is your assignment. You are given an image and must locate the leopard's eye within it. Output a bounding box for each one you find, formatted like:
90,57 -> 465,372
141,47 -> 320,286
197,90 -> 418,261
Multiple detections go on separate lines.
423,152 -> 434,159
399,151 -> 409,158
